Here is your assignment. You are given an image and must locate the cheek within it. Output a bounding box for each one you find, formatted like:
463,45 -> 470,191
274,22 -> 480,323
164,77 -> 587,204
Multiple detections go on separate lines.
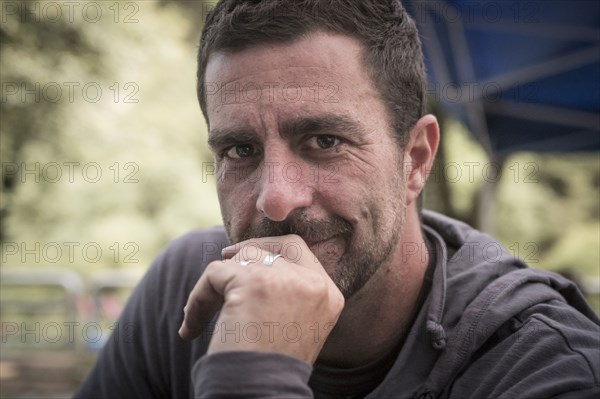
218,185 -> 240,211
319,156 -> 403,224
316,176 -> 371,224
217,178 -> 257,236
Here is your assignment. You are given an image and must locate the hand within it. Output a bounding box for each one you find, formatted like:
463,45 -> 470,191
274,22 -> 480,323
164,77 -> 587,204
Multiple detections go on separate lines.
178,234 -> 345,364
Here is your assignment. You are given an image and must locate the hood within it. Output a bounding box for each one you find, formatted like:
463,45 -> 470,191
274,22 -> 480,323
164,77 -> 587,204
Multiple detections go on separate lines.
418,210 -> 600,397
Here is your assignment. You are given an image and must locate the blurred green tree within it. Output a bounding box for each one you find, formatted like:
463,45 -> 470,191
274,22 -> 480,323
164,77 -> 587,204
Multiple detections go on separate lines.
1,0 -> 222,271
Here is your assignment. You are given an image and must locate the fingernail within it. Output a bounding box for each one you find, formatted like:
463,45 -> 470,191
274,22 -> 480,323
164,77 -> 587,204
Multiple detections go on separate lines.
222,246 -> 237,255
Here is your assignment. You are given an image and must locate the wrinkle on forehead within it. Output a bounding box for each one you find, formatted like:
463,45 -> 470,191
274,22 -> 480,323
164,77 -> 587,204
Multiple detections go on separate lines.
207,65 -> 336,89
207,32 -> 358,74
205,33 -> 364,90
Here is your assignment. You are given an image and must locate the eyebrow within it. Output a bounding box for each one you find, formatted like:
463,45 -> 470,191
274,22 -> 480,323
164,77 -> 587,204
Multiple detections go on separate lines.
208,128 -> 259,151
208,113 -> 369,150
279,114 -> 369,142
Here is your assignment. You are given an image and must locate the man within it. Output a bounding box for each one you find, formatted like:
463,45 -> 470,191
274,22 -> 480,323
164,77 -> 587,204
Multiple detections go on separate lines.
76,1 -> 600,398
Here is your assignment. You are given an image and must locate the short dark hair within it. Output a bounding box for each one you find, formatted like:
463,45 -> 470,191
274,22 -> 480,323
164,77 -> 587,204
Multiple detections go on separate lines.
197,0 -> 427,146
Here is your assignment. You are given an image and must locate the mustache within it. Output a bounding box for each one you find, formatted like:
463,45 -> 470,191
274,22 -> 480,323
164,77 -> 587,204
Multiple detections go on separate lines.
240,213 -> 353,244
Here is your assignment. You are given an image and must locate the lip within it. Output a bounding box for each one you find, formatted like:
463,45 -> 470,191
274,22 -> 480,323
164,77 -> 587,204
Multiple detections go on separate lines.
306,235 -> 334,248
306,238 -> 329,247
306,235 -> 344,259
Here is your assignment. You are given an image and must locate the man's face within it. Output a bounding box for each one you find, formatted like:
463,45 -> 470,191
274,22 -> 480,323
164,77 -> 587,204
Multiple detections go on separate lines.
205,33 -> 408,299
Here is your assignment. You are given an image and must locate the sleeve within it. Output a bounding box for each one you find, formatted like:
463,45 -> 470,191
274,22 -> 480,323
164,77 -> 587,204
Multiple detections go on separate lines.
73,251 -> 175,399
449,300 -> 600,399
73,228 -> 225,399
192,351 -> 314,398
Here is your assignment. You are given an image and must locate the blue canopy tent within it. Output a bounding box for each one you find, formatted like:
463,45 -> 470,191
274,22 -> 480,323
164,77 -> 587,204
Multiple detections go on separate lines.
404,0 -> 600,229
405,0 -> 599,155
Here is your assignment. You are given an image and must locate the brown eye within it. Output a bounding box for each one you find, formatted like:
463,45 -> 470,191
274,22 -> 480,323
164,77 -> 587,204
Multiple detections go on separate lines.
226,144 -> 255,159
315,135 -> 339,149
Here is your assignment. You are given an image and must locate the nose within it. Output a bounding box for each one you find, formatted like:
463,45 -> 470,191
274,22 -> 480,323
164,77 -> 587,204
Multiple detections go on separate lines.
255,153 -> 313,222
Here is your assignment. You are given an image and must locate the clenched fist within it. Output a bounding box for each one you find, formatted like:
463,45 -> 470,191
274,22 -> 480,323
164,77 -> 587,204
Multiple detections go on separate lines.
179,234 -> 345,364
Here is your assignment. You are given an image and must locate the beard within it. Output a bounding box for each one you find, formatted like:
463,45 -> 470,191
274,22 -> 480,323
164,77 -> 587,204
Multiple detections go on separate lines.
226,205 -> 406,300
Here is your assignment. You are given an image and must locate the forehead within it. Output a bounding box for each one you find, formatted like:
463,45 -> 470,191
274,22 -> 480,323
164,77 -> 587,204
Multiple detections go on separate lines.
205,32 -> 363,82
203,32 -> 388,132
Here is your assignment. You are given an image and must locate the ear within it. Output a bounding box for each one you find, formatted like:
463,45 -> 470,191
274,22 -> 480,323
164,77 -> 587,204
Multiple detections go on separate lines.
403,114 -> 440,207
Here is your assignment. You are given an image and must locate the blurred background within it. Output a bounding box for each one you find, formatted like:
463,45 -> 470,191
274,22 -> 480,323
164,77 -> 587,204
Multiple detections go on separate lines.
0,0 -> 598,398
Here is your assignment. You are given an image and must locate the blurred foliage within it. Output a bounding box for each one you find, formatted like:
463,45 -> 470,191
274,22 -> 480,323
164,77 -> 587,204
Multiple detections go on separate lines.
1,0 -> 222,274
496,153 -> 599,277
425,121 -> 600,282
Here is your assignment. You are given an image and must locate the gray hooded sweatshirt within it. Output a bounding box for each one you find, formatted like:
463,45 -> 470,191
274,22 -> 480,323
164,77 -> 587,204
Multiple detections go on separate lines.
75,210 -> 600,398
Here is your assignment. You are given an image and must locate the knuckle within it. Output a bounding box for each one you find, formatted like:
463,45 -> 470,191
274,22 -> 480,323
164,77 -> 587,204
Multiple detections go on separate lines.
225,291 -> 245,308
247,268 -> 274,286
331,291 -> 345,313
204,260 -> 220,275
303,273 -> 329,298
283,234 -> 303,245
246,276 -> 279,300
